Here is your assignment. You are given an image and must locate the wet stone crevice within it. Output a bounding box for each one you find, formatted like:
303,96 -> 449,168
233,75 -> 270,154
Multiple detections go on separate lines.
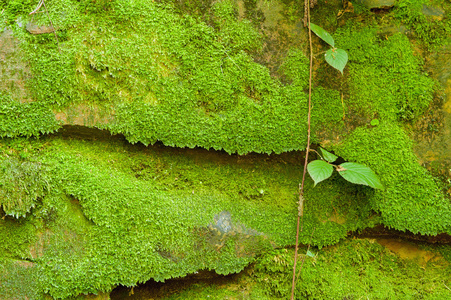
353,225 -> 451,245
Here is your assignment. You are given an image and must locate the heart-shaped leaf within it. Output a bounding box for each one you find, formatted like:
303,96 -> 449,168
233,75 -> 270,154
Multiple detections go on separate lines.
310,23 -> 335,47
338,162 -> 384,190
307,160 -> 334,186
320,148 -> 338,163
370,119 -> 380,126
325,48 -> 348,74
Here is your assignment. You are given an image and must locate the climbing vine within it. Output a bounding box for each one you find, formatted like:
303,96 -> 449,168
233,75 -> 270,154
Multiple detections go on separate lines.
290,1 -> 382,298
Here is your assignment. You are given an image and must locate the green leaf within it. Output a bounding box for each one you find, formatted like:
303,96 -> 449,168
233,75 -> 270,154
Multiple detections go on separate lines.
338,162 -> 384,190
306,250 -> 315,257
307,160 -> 334,186
310,23 -> 334,47
320,148 -> 338,163
325,48 -> 348,74
370,119 -> 380,126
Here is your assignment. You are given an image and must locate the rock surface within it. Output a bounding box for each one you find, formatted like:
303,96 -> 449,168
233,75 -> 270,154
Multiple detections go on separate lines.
26,22 -> 56,34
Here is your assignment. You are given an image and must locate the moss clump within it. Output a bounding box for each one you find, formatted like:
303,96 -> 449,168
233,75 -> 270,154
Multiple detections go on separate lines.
332,122 -> 451,235
0,215 -> 38,259
1,0 -> 346,154
0,259 -> 41,300
89,1 -> 307,154
34,142 -> 280,297
0,133 -> 381,298
1,0 -> 35,23
394,0 -> 451,48
0,93 -> 60,138
311,87 -> 344,133
0,157 -> 48,218
254,239 -> 451,299
0,0 -> 317,154
279,48 -> 310,85
143,239 -> 451,299
335,24 -> 436,122
324,8 -> 449,236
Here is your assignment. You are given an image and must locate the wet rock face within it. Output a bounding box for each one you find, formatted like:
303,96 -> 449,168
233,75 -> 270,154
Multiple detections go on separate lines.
0,28 -> 31,102
212,211 -> 233,234
26,22 -> 56,35
422,5 -> 445,21
204,210 -> 266,254
415,44 -> 451,196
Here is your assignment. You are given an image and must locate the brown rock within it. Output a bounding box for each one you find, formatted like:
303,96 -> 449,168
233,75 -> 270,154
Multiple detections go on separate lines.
26,22 -> 56,34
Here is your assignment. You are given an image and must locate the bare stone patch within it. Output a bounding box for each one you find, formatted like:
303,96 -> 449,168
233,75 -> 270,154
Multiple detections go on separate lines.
0,28 -> 33,102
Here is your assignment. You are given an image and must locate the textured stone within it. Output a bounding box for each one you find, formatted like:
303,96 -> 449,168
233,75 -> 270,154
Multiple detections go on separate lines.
422,5 -> 445,21
0,28 -> 32,102
26,22 -> 56,34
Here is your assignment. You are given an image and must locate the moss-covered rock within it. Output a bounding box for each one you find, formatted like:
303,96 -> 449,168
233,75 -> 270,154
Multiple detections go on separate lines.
0,133 -> 379,298
110,239 -> 451,299
1,0 -> 450,298
335,23 -> 435,122
0,0 -> 317,154
332,122 -> 451,235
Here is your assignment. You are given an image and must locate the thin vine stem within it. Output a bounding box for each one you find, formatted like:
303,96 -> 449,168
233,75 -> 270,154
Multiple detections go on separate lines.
290,0 -> 313,298
295,227 -> 316,281
30,0 -> 60,53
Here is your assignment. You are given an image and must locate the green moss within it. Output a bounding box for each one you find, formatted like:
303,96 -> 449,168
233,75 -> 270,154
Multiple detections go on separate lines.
34,149 -> 271,296
322,9 -> 449,236
2,0 -> 34,23
253,239 -> 451,299
0,216 -> 38,259
332,122 -> 451,235
78,0 -> 114,14
1,0 -> 338,154
1,1 -> 449,298
164,283 -> 238,299
0,93 -> 60,137
335,24 -> 436,122
0,259 -> 41,300
0,157 -> 49,218
279,48 -> 309,86
0,133 -> 383,298
211,0 -> 262,52
311,87 -> 344,133
437,244 -> 451,263
1,0 -> 360,154
394,0 -> 451,48
158,239 -> 451,299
